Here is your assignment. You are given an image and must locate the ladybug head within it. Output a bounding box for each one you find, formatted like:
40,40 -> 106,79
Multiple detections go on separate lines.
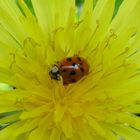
49,65 -> 61,80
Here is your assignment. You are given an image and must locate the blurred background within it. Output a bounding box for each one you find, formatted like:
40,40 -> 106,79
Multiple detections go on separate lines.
23,0 -> 124,17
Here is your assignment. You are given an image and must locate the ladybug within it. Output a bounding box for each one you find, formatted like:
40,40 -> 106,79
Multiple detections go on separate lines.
49,56 -> 89,85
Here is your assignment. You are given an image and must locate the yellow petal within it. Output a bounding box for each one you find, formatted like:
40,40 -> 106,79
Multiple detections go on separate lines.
61,114 -> 73,138
85,115 -> 106,137
54,103 -> 66,123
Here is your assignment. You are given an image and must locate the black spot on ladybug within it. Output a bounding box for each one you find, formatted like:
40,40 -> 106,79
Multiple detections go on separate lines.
77,57 -> 81,61
70,78 -> 76,82
72,63 -> 76,66
80,67 -> 84,72
62,69 -> 66,72
67,57 -> 72,62
70,71 -> 76,75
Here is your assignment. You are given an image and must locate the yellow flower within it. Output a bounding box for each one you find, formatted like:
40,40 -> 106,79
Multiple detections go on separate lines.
0,0 -> 140,139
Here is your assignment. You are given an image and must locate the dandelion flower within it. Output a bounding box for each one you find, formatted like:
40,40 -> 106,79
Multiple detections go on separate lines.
0,0 -> 140,140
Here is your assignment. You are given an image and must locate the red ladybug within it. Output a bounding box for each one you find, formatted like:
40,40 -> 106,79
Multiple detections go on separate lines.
49,56 -> 89,85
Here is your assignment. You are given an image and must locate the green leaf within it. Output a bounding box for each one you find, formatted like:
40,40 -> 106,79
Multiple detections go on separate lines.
114,0 -> 124,16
